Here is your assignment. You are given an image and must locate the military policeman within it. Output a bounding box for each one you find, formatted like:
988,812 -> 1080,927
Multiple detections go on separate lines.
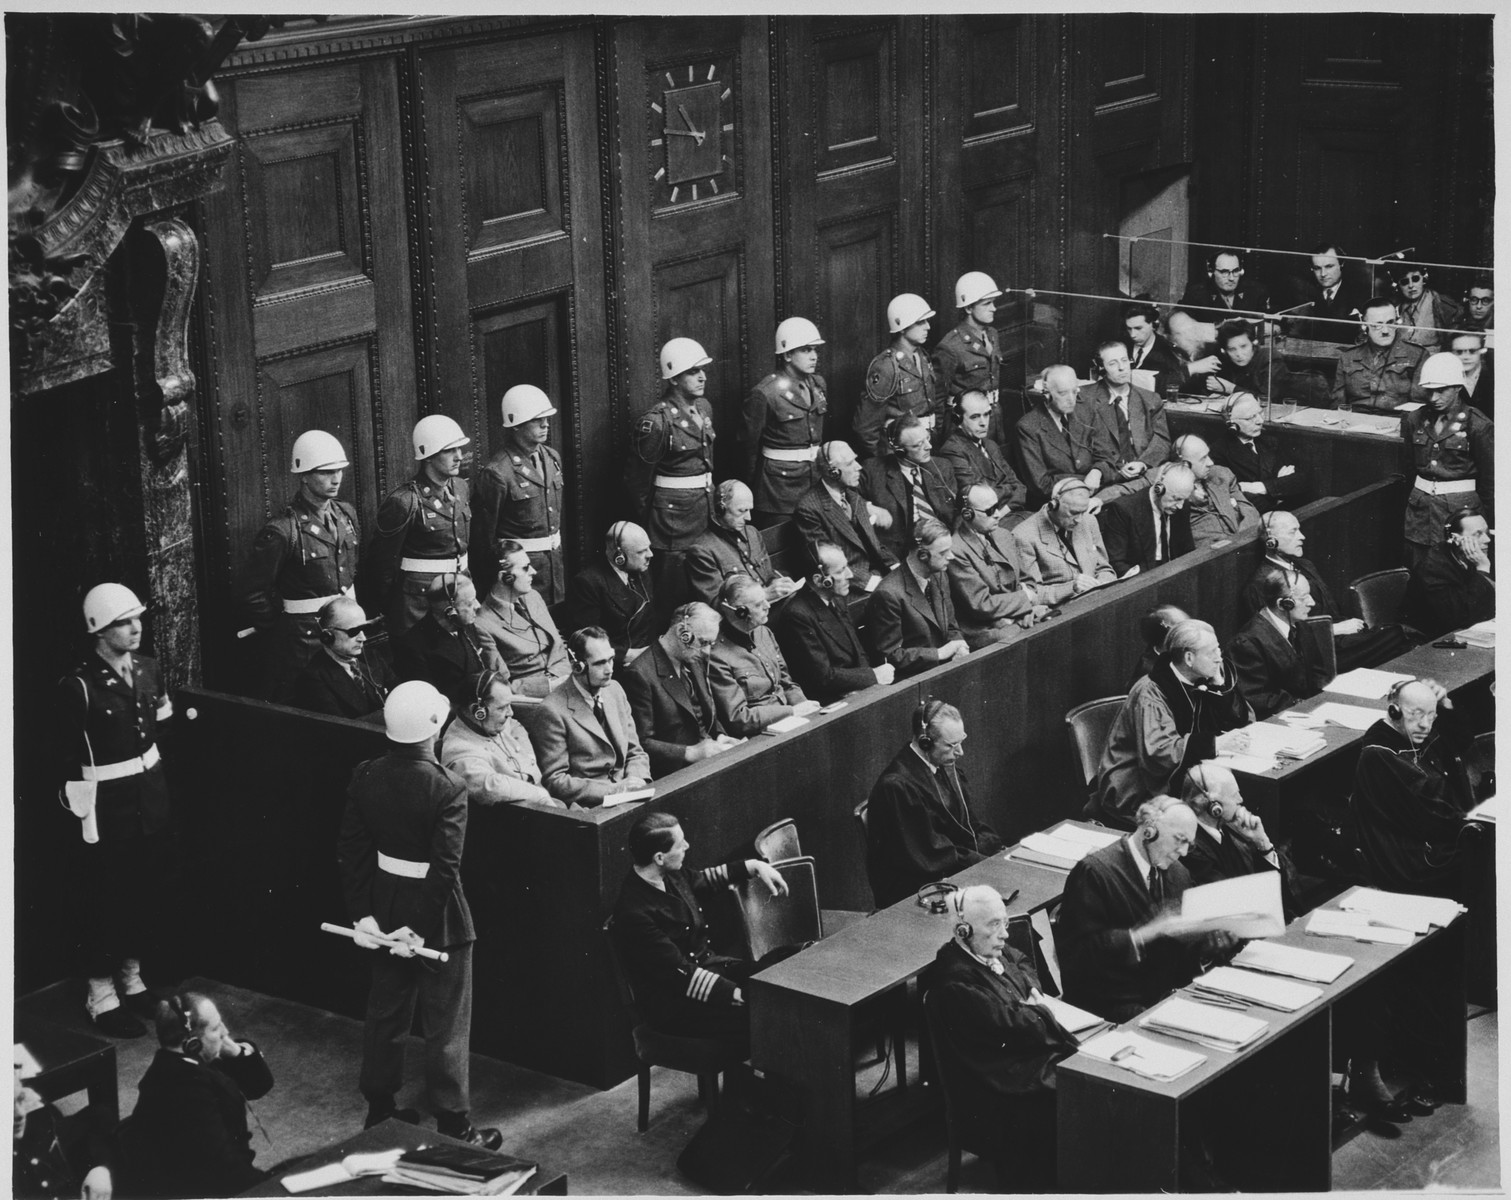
471,385 -> 565,604
59,584 -> 176,1037
854,293 -> 944,458
626,339 -> 718,561
338,680 -> 502,1148
1402,352 -> 1495,568
236,430 -> 360,698
744,317 -> 829,522
364,415 -> 472,634
932,272 -> 1005,439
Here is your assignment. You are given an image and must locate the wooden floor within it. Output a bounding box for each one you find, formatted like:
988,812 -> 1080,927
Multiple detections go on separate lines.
18,978 -> 1500,1194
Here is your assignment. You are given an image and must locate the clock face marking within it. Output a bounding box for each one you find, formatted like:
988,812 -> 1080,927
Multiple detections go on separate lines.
650,60 -> 733,207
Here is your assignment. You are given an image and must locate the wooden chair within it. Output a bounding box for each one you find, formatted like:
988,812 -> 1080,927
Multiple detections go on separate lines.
602,918 -> 747,1132
1064,696 -> 1125,800
1349,568 -> 1411,629
734,857 -> 822,960
921,988 -> 1004,1193
753,817 -> 802,865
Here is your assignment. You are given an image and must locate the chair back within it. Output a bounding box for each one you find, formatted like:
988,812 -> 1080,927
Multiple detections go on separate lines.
1064,696 -> 1125,790
1349,568 -> 1410,628
753,818 -> 802,864
734,857 -> 822,961
1464,731 -> 1496,801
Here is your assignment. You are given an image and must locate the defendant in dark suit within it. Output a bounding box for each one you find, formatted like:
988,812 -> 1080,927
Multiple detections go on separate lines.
774,542 -> 895,701
862,517 -> 971,677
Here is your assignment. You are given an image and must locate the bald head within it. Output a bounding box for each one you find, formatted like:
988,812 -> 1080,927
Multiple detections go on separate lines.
1180,762 -> 1243,824
1168,310 -> 1216,358
962,483 -> 1001,532
953,885 -> 1009,961
1175,434 -> 1213,480
716,480 -> 753,530
1044,365 -> 1081,416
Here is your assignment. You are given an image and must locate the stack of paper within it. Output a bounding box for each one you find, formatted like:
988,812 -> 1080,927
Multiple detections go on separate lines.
1191,966 -> 1322,1012
1179,872 -> 1285,939
1140,997 -> 1269,1051
1237,721 -> 1327,761
1458,619 -> 1495,648
1210,752 -> 1280,775
601,787 -> 655,807
1340,888 -> 1465,932
1307,701 -> 1383,730
1232,940 -> 1353,984
1467,795 -> 1499,823
1325,668 -> 1415,701
762,714 -> 811,735
1009,823 -> 1119,870
283,1150 -> 405,1193
1079,1030 -> 1206,1081
1033,994 -> 1112,1041
1304,908 -> 1412,945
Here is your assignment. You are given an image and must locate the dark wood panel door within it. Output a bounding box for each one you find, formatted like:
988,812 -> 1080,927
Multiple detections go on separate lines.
198,57 -> 416,680
416,29 -> 608,565
613,16 -> 775,487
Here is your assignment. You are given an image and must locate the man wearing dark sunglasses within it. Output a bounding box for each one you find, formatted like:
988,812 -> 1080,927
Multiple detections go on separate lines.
1395,267 -> 1462,352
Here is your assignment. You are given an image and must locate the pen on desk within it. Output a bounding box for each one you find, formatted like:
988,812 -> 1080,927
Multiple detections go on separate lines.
1181,990 -> 1247,1010
1110,1046 -> 1138,1063
1003,888 -> 1021,906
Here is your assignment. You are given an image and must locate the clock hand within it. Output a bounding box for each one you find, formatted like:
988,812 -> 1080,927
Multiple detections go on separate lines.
677,104 -> 706,145
663,128 -> 702,139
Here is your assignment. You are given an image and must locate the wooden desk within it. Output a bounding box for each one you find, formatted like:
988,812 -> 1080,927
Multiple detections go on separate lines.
748,842 -> 1072,1192
14,1017 -> 118,1126
240,1118 -> 567,1196
1056,892 -> 1468,1192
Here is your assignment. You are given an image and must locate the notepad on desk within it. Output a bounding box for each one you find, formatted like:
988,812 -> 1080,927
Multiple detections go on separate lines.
1140,997 -> 1269,1052
762,714 -> 812,735
1232,939 -> 1353,983
1307,701 -> 1384,730
1305,908 -> 1412,945
1340,887 -> 1465,933
1007,823 -> 1118,870
1080,1030 -> 1206,1081
1325,667 -> 1416,701
1235,721 -> 1327,761
1192,966 -> 1322,1012
601,787 -> 655,807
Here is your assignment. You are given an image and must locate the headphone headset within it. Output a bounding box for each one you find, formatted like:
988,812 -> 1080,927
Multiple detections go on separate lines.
1277,591 -> 1297,613
1143,825 -> 1159,843
608,520 -> 630,570
819,441 -> 844,481
914,879 -> 959,915
955,484 -> 979,523
1223,392 -> 1247,430
950,888 -> 973,941
885,417 -> 909,456
439,573 -> 461,617
914,697 -> 947,748
498,547 -> 531,590
1261,510 -> 1280,552
1151,462 -> 1171,498
318,608 -> 339,645
1385,678 -> 1415,723
170,994 -> 202,1058
1187,763 -> 1226,822
566,642 -> 586,674
471,669 -> 500,723
675,620 -> 696,648
1048,477 -> 1090,512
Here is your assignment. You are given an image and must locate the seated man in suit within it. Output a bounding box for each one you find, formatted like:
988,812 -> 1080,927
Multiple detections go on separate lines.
439,669 -> 558,808
1246,509 -> 1407,671
534,626 -> 652,806
708,574 -> 821,736
863,414 -> 960,561
1230,566 -> 1334,720
863,517 -> 971,677
1057,795 -> 1235,1023
1122,299 -> 1184,394
948,483 -> 1060,647
1011,478 -> 1117,599
1453,332 -> 1494,419
1016,364 -> 1110,506
936,389 -> 1028,528
865,700 -> 1002,907
472,539 -> 571,700
774,542 -> 894,701
792,440 -> 897,594
1083,340 -> 1172,501
1354,678 -> 1478,901
610,811 -> 788,1050
121,992 -> 276,1198
1294,240 -> 1367,343
1177,762 -> 1296,921
682,480 -> 800,608
1404,510 -> 1496,639
1173,433 -> 1261,548
563,521 -> 658,672
926,885 -> 1078,1191
393,573 -> 505,705
286,596 -> 392,720
1093,619 -> 1253,829
1208,392 -> 1308,513
1098,462 -> 1196,577
621,602 -> 742,777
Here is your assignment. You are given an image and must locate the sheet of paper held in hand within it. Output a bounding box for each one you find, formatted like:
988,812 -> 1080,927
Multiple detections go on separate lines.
1177,871 -> 1285,939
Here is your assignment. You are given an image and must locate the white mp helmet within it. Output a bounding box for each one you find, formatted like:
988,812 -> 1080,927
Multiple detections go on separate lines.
383,680 -> 451,744
660,338 -> 714,381
887,293 -> 935,334
289,430 -> 350,474
500,384 -> 557,428
83,583 -> 146,634
955,271 -> 1002,309
774,317 -> 825,355
411,414 -> 470,460
1418,352 -> 1466,391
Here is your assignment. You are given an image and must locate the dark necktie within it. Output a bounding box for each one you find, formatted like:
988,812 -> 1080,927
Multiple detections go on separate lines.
1058,529 -> 1080,568
1158,513 -> 1170,562
1150,868 -> 1166,904
1113,396 -> 1132,452
592,692 -> 625,769
1287,624 -> 1299,650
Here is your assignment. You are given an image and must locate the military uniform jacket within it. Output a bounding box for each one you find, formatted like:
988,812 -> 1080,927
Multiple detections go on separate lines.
471,440 -> 565,602
1014,402 -> 1110,502
627,393 -> 717,550
861,455 -> 960,560
338,743 -> 475,948
791,481 -> 896,590
708,624 -> 806,736
773,585 -> 878,702
364,473 -> 471,626
1186,465 -> 1262,546
1403,400 -> 1494,544
438,714 -> 544,806
473,584 -> 570,699
683,523 -> 775,605
854,341 -> 943,457
936,430 -> 1026,511
744,368 -> 828,515
563,561 -> 658,670
1331,339 -> 1425,411
611,857 -> 754,1025
931,320 -> 1002,402
1080,380 -> 1172,473
58,652 -> 173,839
238,492 -> 360,630
1011,506 -> 1116,590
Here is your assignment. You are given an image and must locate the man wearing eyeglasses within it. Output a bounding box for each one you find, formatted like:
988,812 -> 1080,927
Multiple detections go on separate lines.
947,483 -> 1058,647
287,597 -> 392,720
1331,297 -> 1427,412
1176,249 -> 1271,326
1394,267 -> 1462,352
1460,279 -> 1494,342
